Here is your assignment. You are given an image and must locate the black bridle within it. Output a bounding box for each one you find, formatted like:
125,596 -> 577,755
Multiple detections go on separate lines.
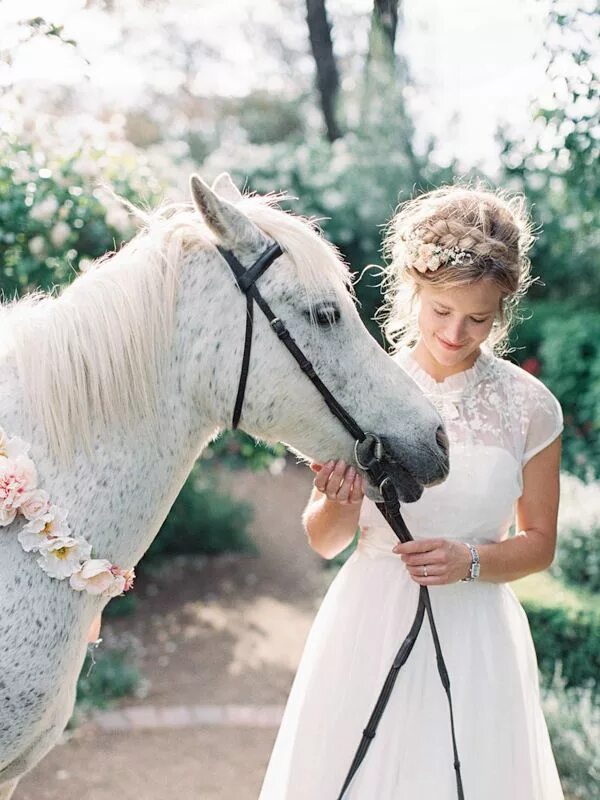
217,241 -> 465,799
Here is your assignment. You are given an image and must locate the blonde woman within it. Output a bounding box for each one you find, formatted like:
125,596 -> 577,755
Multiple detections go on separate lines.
258,183 -> 565,799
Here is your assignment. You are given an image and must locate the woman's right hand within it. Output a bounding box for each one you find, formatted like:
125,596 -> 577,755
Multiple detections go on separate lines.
310,459 -> 365,505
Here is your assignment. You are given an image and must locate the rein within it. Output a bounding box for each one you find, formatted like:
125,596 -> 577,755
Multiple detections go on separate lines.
216,242 -> 465,799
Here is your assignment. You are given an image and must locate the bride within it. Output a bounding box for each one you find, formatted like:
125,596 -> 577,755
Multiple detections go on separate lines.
258,182 -> 565,799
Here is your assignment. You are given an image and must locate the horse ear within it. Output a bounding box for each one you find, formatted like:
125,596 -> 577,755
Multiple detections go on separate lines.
190,174 -> 261,250
211,172 -> 243,203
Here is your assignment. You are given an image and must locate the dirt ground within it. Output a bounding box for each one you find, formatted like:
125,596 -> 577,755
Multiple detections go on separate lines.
16,462 -> 328,800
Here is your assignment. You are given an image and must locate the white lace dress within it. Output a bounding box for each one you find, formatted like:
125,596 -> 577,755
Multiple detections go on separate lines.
258,343 -> 565,800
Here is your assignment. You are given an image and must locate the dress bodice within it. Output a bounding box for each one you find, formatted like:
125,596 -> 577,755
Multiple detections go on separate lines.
358,344 -> 564,556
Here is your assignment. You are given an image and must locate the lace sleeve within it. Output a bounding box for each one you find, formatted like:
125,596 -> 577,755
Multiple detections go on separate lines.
522,379 -> 564,467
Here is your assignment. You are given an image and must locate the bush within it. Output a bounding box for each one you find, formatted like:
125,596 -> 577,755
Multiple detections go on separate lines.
503,562 -> 600,697
143,462 -> 256,562
552,525 -> 600,594
506,305 -> 600,481
542,668 -> 600,799
551,473 -> 600,592
522,600 -> 600,698
0,136 -> 163,296
538,312 -> 600,481
204,430 -> 286,472
75,649 -> 142,715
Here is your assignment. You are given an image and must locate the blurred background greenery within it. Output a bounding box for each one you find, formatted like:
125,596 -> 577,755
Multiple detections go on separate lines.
1,1 -> 599,795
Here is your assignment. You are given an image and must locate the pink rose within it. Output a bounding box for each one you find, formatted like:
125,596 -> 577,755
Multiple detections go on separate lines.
417,243 -> 436,260
20,489 -> 51,521
70,559 -> 127,597
113,565 -> 135,592
0,456 -> 38,521
0,506 -> 17,526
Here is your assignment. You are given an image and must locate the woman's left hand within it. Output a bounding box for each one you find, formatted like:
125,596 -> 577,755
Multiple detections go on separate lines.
392,538 -> 472,585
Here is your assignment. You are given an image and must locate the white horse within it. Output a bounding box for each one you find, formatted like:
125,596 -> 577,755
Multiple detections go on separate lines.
0,173 -> 448,797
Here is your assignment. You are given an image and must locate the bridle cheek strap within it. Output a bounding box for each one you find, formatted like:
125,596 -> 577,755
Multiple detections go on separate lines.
216,243 -> 366,441
215,242 -> 464,800
216,243 -> 281,429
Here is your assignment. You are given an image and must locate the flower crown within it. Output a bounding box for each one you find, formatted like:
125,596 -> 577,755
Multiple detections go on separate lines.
0,426 -> 134,598
403,229 -> 474,273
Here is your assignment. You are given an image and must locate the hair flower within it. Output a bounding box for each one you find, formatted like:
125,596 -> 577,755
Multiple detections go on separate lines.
404,230 -> 474,273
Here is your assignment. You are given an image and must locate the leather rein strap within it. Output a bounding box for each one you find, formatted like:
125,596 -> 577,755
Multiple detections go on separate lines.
216,242 -> 465,799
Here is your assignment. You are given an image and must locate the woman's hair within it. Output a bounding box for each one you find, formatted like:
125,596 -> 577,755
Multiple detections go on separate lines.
375,178 -> 538,357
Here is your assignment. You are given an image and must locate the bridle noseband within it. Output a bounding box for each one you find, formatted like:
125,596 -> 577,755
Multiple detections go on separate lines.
216,241 -> 465,799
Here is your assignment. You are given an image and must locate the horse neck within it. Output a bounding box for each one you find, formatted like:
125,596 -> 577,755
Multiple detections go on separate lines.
0,251 -> 229,570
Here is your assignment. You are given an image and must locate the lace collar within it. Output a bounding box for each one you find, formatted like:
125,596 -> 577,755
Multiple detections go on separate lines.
393,342 -> 496,399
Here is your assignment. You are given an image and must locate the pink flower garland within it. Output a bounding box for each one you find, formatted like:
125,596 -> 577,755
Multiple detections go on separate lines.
0,426 -> 134,597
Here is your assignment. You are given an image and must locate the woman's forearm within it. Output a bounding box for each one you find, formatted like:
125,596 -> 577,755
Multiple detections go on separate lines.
475,528 -> 555,583
303,493 -> 361,560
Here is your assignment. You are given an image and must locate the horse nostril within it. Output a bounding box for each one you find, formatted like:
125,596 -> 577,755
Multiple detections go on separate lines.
436,426 -> 449,453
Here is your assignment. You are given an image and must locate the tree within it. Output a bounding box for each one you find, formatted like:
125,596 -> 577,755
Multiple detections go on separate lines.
499,0 -> 600,305
305,0 -> 342,141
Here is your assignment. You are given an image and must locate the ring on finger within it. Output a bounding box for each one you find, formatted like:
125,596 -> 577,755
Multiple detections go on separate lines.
422,565 -> 428,577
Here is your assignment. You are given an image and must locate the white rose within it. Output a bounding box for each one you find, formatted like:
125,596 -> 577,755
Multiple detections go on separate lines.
20,488 -> 51,521
30,196 -> 58,222
37,536 -> 92,580
50,222 -> 71,248
0,427 -> 30,459
28,236 -> 47,258
0,506 -> 17,526
105,206 -> 131,233
70,559 -> 123,596
18,504 -> 70,552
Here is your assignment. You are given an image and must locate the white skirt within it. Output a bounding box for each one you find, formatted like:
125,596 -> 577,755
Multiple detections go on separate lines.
258,535 -> 564,800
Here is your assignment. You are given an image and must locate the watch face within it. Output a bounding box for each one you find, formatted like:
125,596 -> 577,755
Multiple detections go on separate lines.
472,563 -> 480,578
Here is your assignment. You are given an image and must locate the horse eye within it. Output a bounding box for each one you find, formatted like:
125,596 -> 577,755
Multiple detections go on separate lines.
307,304 -> 341,327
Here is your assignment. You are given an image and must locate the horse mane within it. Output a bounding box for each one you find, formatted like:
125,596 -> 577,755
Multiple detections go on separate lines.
0,192 -> 355,463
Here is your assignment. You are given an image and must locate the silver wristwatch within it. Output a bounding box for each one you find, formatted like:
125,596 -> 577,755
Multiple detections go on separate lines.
460,543 -> 480,582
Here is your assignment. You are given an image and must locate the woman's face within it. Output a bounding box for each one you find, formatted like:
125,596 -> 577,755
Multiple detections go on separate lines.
417,279 -> 502,366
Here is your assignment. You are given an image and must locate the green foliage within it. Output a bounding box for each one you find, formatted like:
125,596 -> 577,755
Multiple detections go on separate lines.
102,592 -> 139,619
552,523 -> 600,594
542,669 -> 600,798
537,312 -> 600,480
75,649 -> 141,714
205,431 -> 287,472
521,598 -> 600,699
0,137 -> 162,297
143,463 -> 256,561
499,1 -> 600,306
505,302 -> 600,479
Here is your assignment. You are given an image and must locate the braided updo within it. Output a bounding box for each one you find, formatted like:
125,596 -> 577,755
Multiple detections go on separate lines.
376,180 -> 538,356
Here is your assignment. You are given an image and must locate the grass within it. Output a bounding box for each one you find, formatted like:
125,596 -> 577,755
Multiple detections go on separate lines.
512,569 -> 596,614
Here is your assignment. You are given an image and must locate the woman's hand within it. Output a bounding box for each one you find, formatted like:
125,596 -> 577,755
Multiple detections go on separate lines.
392,538 -> 472,585
310,459 -> 365,505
